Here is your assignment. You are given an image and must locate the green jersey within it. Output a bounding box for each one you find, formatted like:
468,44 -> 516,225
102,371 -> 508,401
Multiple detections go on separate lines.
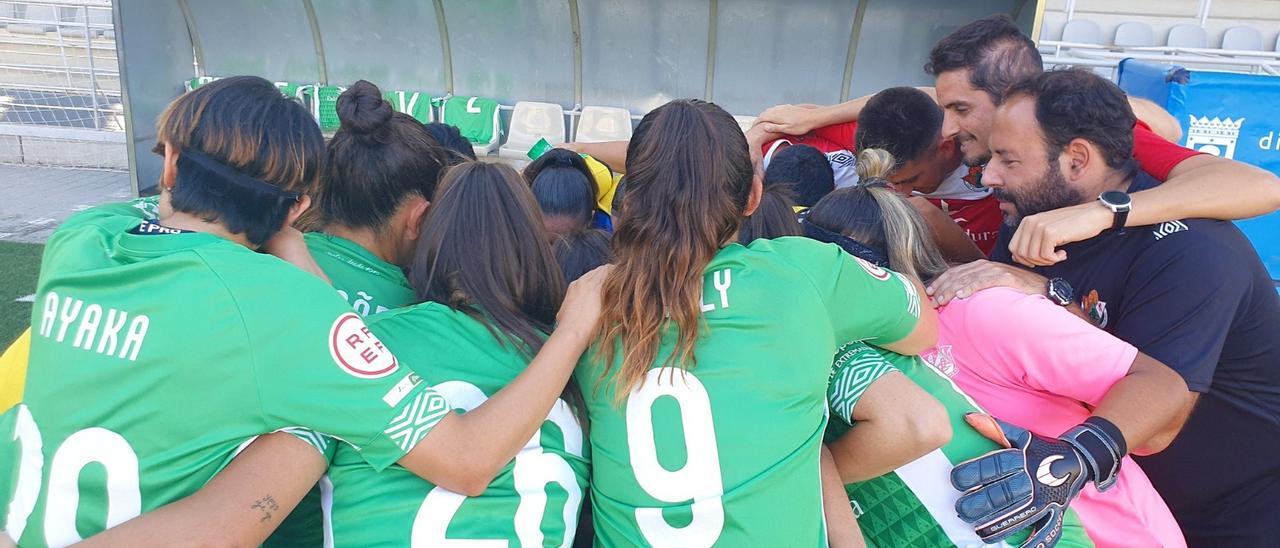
325,302 -> 589,547
825,343 -> 1094,548
0,200 -> 447,546
304,232 -> 416,316
266,233 -> 419,547
575,237 -> 922,547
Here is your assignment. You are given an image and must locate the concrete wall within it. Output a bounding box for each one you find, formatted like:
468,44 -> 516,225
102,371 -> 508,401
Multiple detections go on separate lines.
0,124 -> 127,170
1039,0 -> 1280,48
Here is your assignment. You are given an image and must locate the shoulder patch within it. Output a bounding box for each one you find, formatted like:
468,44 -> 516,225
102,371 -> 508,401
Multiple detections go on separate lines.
329,312 -> 399,379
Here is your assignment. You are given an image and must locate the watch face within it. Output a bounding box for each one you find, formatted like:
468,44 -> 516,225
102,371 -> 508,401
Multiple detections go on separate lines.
1049,278 -> 1074,304
1100,190 -> 1131,208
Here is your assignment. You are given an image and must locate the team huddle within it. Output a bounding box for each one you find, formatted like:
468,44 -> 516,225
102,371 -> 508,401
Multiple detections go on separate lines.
3,14 -> 1280,548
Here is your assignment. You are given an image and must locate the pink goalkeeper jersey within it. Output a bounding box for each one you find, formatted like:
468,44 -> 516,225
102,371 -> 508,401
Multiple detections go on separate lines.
926,287 -> 1185,548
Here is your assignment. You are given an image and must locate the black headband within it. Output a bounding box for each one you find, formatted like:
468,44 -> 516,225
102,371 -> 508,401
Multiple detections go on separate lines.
177,149 -> 302,202
798,211 -> 891,268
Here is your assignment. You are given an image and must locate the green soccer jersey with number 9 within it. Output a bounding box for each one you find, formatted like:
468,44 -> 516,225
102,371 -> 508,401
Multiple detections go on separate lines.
0,200 -> 447,547
574,237 -> 923,547
324,302 -> 589,547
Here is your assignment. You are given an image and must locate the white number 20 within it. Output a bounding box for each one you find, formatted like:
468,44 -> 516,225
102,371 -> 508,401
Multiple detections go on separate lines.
5,404 -> 142,547
626,369 -> 724,548
411,381 -> 585,547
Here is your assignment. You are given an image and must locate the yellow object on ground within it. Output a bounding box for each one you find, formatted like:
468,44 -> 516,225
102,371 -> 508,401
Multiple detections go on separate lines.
0,328 -> 30,412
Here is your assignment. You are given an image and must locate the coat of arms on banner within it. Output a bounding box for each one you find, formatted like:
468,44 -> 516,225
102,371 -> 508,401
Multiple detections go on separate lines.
1185,116 -> 1245,159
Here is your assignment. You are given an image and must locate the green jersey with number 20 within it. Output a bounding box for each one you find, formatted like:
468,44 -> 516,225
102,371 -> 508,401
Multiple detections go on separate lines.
825,342 -> 1094,548
0,200 -> 447,547
325,302 -> 589,547
575,237 -> 922,547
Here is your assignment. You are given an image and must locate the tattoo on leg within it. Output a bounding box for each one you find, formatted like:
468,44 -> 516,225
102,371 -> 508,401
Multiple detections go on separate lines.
251,495 -> 280,523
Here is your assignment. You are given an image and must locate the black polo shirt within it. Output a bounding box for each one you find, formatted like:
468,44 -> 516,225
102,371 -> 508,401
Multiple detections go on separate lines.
992,172 -> 1280,542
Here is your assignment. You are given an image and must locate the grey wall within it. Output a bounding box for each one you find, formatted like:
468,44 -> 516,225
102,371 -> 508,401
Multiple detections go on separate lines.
115,0 -> 1040,194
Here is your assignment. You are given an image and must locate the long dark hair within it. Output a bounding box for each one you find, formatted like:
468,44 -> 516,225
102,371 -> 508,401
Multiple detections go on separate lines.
320,80 -> 448,233
409,161 -> 565,356
523,148 -> 598,237
553,229 -> 612,283
596,99 -> 753,400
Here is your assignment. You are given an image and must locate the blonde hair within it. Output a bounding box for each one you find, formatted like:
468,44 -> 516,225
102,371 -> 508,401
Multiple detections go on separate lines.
808,149 -> 949,281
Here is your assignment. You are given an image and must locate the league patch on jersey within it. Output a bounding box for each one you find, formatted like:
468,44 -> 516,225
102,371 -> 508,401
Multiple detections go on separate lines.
382,373 -> 423,407
1082,290 -> 1109,329
329,312 -> 399,379
855,256 -> 892,281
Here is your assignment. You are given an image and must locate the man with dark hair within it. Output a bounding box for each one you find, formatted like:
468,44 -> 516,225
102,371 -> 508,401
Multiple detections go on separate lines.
755,14 -> 1280,267
855,86 -> 1001,255
762,144 -> 835,208
950,68 -> 1280,547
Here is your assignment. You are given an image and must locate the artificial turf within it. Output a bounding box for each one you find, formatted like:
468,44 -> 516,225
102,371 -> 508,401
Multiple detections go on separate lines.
0,241 -> 42,349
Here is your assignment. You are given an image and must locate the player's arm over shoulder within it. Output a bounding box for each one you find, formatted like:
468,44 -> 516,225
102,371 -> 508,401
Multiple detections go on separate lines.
771,237 -> 937,355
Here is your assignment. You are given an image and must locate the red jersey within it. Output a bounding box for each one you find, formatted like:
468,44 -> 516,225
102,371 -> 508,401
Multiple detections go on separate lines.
922,165 -> 1002,256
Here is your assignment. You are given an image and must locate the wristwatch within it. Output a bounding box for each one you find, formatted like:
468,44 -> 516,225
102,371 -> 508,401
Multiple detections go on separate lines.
1098,190 -> 1132,234
1047,277 -> 1075,306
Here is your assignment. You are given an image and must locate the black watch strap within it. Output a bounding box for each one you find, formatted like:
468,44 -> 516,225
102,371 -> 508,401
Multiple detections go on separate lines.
1110,209 -> 1129,233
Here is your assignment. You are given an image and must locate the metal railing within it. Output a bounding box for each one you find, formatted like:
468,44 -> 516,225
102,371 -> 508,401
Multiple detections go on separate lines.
0,0 -> 122,131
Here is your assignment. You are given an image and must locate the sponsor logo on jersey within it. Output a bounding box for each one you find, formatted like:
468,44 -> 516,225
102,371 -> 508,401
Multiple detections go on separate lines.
921,345 -> 957,377
329,312 -> 398,378
1152,220 -> 1189,240
1036,455 -> 1070,486
382,372 -> 423,407
854,257 -> 892,281
1081,290 -> 1109,329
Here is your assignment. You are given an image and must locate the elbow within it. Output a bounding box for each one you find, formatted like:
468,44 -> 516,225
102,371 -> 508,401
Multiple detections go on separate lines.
899,395 -> 952,458
436,471 -> 493,498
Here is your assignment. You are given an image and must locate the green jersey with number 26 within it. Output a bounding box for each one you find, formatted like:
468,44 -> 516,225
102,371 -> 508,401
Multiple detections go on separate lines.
324,302 -> 589,547
575,237 -> 923,547
0,199 -> 447,547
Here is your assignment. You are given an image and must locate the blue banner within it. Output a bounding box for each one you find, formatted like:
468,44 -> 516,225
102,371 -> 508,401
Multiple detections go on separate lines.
1119,60 -> 1280,284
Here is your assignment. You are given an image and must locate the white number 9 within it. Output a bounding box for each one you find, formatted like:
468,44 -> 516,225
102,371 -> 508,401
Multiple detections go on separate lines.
625,369 -> 724,548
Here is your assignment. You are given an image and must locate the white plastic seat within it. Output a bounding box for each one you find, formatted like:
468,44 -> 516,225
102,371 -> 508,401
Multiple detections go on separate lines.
1166,24 -> 1207,49
575,106 -> 632,143
1113,22 -> 1155,47
499,101 -> 567,160
734,115 -> 756,135
1221,26 -> 1264,51
1060,19 -> 1102,45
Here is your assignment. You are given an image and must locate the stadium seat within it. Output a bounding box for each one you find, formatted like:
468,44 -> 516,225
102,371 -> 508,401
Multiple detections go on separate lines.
383,90 -> 434,124
734,115 -> 756,134
1060,19 -> 1102,45
1166,24 -> 1207,49
275,81 -> 308,101
1221,26 -> 1264,51
1113,22 -> 1155,47
440,96 -> 502,156
575,106 -> 632,143
499,101 -> 567,160
8,4 -> 57,34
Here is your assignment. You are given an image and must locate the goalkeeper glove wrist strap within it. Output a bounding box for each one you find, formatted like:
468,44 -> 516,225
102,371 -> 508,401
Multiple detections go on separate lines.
1060,416 -> 1126,492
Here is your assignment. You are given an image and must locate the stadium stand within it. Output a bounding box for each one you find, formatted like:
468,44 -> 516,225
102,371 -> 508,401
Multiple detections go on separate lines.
734,115 -> 756,134
498,100 -> 566,160
1061,18 -> 1103,44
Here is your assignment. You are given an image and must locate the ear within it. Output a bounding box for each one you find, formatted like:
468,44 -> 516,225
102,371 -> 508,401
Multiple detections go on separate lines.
743,173 -> 764,217
284,194 -> 312,227
1062,138 -> 1092,181
402,197 -> 431,242
937,135 -> 957,156
161,142 -> 179,191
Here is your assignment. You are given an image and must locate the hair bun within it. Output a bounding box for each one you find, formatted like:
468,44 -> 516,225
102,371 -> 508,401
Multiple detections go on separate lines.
336,80 -> 393,135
